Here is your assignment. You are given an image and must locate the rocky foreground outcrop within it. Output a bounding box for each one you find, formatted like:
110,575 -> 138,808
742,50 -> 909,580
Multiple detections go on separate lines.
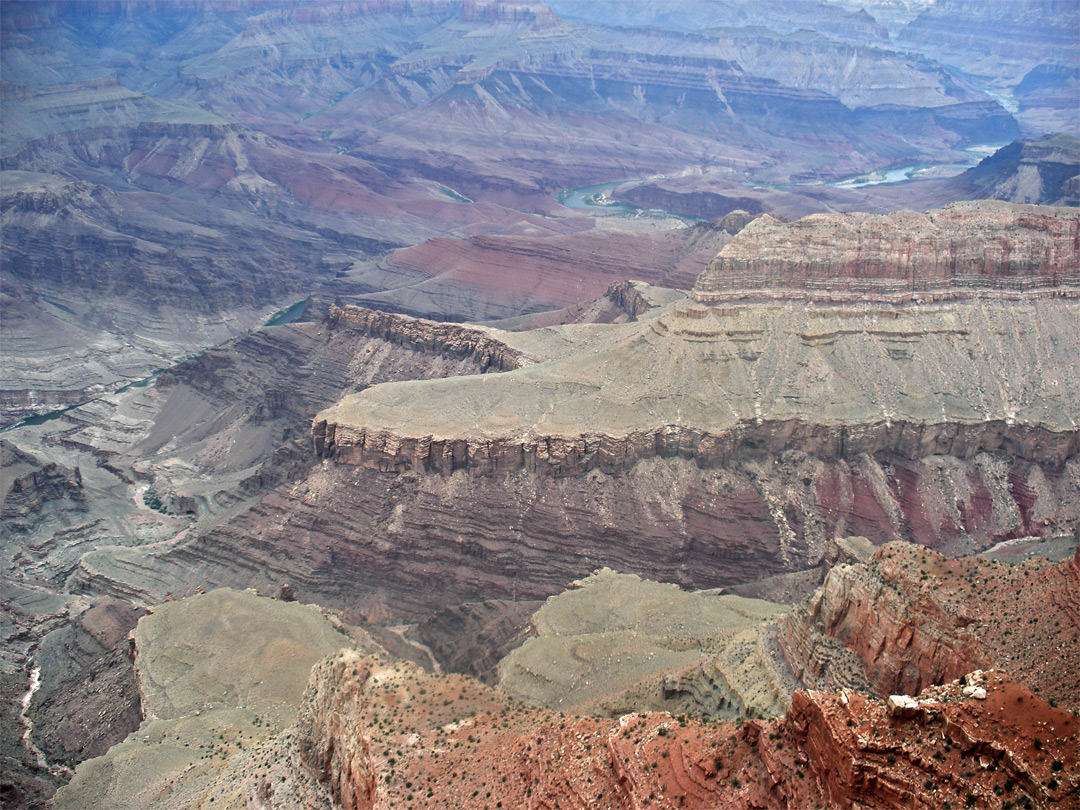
263,652 -> 1080,810
780,542 -> 1080,713
51,553 -> 1080,810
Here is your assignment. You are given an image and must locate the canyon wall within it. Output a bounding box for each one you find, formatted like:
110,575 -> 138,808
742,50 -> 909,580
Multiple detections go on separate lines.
694,201 -> 1080,304
313,415 -> 1078,477
779,542 -> 1080,712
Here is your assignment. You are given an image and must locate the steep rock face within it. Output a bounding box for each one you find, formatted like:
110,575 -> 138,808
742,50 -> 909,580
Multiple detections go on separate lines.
29,598 -> 147,767
312,298 -> 1080,485
296,654 -> 378,810
327,305 -> 524,372
695,201 -> 1080,304
782,671 -> 1079,810
72,451 -> 1079,622
958,134 -> 1080,206
408,598 -> 542,684
780,542 -> 1080,712
779,551 -> 986,698
0,440 -> 85,528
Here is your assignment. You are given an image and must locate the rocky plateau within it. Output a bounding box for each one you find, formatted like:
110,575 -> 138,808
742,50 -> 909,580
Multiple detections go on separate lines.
2,2 -> 1079,808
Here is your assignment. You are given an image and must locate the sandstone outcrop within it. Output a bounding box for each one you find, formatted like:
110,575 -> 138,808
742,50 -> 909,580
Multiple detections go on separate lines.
780,542 -> 1080,713
254,651 -> 1079,810
316,203 -> 1080,481
694,201 -> 1080,304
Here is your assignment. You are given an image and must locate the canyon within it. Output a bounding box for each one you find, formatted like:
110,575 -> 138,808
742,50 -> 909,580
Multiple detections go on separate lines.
1,1 -> 1078,808
48,549 -> 1080,810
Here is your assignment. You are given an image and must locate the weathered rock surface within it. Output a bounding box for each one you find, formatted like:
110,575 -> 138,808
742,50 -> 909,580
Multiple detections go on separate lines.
497,569 -> 789,719
407,598 -> 542,685
47,553 -> 1080,810
0,439 -> 85,531
780,541 -> 1080,712
30,597 -> 147,768
695,201 -> 1079,304
316,204 -> 1080,483
216,650 -> 1079,810
323,223 -> 734,323
51,589 -> 358,810
327,305 -> 525,373
959,133 -> 1080,206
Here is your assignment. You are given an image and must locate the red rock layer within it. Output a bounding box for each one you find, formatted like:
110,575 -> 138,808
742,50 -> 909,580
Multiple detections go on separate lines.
85,453 -> 1079,623
780,542 -> 1080,713
79,451 -> 1079,628
370,226 -> 730,312
282,652 -> 1079,810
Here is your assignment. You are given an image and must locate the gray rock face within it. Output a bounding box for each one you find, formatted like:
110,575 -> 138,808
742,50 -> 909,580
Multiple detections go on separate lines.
30,598 -> 147,767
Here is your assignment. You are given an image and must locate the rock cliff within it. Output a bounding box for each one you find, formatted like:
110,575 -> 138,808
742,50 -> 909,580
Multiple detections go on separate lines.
694,201 -> 1079,304
958,134 -> 1080,206
315,204 -> 1080,481
780,542 -> 1080,713
327,305 -> 525,373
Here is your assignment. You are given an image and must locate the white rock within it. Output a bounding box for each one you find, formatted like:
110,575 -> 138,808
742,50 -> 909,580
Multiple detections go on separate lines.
887,694 -> 919,716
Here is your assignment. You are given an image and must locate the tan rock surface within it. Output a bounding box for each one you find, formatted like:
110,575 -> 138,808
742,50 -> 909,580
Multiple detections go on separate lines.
52,589 -> 358,810
497,568 -> 789,718
315,296 -> 1080,474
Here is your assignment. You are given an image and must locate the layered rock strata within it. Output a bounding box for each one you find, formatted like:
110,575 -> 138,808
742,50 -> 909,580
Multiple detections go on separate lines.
314,297 -> 1080,476
694,201 -> 1080,304
266,652 -> 1080,810
327,305 -> 525,373
75,450 -> 1078,621
780,542 -> 1080,712
315,203 -> 1079,486
30,598 -> 147,768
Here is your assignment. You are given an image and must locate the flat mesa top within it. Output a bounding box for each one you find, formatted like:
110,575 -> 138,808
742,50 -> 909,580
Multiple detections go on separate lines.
317,296 -> 1080,442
